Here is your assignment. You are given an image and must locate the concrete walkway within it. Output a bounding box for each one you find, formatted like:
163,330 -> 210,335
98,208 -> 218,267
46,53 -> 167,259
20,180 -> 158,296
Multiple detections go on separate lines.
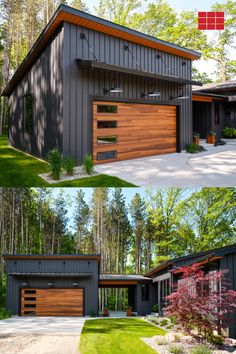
0,316 -> 86,334
95,141 -> 236,187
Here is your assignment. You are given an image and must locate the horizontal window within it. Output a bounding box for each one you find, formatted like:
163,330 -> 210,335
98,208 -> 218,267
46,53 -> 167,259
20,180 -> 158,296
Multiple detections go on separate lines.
97,121 -> 117,129
97,151 -> 117,160
24,297 -> 36,301
97,136 -> 118,144
24,304 -> 36,308
97,105 -> 118,113
24,290 -> 36,294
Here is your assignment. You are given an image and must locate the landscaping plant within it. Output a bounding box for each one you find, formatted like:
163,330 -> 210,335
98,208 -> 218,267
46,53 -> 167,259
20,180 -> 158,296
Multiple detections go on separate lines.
164,264 -> 236,341
186,144 -> 206,154
189,345 -> 212,354
168,344 -> 184,354
222,127 -> 236,139
47,148 -> 62,180
83,154 -> 94,175
63,156 -> 75,176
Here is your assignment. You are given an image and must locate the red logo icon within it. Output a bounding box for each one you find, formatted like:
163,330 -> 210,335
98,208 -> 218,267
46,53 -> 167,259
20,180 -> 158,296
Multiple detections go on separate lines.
198,12 -> 224,30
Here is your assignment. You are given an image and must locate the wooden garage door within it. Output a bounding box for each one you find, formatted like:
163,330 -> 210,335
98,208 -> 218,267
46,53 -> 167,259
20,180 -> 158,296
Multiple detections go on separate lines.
21,288 -> 84,316
93,101 -> 177,163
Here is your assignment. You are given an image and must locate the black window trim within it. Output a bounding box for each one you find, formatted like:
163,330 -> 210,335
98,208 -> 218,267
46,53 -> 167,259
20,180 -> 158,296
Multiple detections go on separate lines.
97,150 -> 118,161
97,120 -> 118,129
97,104 -> 118,114
97,135 -> 118,145
23,94 -> 34,134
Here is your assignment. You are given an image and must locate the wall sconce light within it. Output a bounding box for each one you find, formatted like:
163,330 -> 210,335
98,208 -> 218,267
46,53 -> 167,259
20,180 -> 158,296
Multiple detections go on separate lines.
22,282 -> 28,286
73,282 -> 79,287
48,282 -> 54,287
170,94 -> 189,100
103,79 -> 124,94
142,90 -> 161,98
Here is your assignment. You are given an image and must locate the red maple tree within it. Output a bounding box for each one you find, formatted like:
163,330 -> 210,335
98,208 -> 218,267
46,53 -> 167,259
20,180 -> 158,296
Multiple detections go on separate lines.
164,263 -> 236,339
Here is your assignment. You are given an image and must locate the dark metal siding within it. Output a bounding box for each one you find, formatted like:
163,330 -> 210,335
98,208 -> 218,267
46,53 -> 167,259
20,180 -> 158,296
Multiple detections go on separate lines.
193,101 -> 212,139
5,258 -> 98,316
8,28 -> 64,157
220,254 -> 236,338
63,22 -> 192,162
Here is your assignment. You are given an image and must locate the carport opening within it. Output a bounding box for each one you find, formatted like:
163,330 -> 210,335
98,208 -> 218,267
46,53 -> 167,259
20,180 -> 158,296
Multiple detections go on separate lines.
98,286 -> 136,316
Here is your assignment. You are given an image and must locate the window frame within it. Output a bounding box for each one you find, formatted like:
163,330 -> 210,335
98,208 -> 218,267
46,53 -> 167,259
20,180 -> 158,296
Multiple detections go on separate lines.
97,105 -> 118,114
23,94 -> 34,134
97,136 -> 118,145
97,150 -> 118,161
141,284 -> 149,302
97,120 -> 118,129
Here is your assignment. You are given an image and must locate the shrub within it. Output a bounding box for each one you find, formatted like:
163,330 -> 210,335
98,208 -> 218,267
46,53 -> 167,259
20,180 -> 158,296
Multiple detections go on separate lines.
83,154 -> 94,175
186,144 -> 207,154
0,307 -> 11,320
209,131 -> 216,136
152,304 -> 159,312
47,148 -> 62,180
189,345 -> 212,354
169,344 -> 184,354
63,156 -> 75,176
155,338 -> 167,345
160,319 -> 169,327
222,127 -> 236,139
207,334 -> 224,346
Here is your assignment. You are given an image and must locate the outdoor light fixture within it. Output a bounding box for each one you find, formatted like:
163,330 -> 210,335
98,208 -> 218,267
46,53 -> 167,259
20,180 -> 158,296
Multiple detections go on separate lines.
103,79 -> 124,94
73,282 -> 79,287
48,282 -> 54,287
22,282 -> 28,286
170,94 -> 189,100
142,90 -> 161,98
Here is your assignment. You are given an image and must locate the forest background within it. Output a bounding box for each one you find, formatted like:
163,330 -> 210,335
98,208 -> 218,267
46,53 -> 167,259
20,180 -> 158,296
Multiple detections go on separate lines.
0,187 -> 236,310
0,0 -> 236,133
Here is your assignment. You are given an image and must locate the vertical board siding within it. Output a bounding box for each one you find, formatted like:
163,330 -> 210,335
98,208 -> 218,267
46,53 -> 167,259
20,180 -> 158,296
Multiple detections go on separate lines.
9,28 -> 64,157
6,259 -> 99,316
63,22 -> 192,162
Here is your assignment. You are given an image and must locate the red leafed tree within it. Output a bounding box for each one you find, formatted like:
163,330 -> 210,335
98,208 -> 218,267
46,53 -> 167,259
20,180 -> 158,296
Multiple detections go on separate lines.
164,263 -> 236,339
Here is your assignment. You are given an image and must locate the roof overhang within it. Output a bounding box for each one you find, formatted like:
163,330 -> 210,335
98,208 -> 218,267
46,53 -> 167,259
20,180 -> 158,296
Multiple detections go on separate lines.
10,272 -> 92,278
3,254 -> 101,262
99,274 -> 152,287
2,5 -> 201,97
144,261 -> 173,277
171,255 -> 223,274
77,59 -> 202,86
192,92 -> 228,102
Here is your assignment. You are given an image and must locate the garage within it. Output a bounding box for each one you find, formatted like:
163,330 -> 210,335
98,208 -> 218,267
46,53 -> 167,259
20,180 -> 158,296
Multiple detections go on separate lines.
21,288 -> 84,316
93,101 -> 177,163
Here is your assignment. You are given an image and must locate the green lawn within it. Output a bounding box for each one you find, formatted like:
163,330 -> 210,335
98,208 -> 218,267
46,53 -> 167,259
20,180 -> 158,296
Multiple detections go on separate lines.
0,135 -> 134,187
80,318 -> 166,354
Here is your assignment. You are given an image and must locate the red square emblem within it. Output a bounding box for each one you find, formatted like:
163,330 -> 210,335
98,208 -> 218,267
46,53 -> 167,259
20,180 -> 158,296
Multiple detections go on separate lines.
198,12 -> 225,30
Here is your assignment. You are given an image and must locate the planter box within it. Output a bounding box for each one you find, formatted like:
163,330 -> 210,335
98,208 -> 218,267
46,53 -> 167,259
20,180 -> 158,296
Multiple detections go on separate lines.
127,308 -> 132,316
206,135 -> 216,144
193,136 -> 200,145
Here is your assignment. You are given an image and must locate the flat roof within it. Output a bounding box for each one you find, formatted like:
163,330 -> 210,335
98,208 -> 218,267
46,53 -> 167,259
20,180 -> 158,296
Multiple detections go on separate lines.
2,4 -> 201,97
10,272 -> 92,277
3,254 -> 101,262
99,274 -> 151,281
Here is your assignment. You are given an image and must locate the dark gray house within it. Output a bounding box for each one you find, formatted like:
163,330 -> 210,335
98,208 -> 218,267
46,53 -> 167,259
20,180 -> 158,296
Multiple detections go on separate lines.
2,5 -> 201,164
193,80 -> 236,139
3,254 -> 153,317
145,243 -> 236,338
3,243 -> 236,340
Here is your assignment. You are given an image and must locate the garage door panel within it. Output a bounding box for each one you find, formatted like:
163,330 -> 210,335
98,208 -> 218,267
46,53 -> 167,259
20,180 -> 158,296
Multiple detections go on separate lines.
93,101 -> 177,163
21,288 -> 84,316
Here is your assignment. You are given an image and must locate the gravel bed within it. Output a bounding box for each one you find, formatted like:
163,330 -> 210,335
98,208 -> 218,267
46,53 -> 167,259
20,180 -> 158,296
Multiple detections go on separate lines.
39,166 -> 99,184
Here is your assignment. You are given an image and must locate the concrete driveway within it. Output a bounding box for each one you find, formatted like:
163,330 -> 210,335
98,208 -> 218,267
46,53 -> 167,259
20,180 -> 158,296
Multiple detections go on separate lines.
0,316 -> 86,334
0,317 -> 86,354
95,141 -> 236,187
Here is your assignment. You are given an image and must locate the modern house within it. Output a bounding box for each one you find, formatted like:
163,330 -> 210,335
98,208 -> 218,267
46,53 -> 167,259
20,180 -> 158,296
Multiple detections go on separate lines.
2,5 -> 202,164
193,80 -> 236,139
3,243 -> 236,338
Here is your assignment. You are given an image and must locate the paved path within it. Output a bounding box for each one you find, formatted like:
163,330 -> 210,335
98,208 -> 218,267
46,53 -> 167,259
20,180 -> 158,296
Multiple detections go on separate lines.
95,142 -> 236,187
0,316 -> 86,334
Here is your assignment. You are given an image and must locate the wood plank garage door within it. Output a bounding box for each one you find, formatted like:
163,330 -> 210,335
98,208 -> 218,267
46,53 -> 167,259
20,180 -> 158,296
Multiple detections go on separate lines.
21,288 -> 84,316
93,101 -> 177,163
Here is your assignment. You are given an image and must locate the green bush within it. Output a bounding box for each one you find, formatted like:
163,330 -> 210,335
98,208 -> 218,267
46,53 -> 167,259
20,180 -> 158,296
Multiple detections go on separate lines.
152,304 -> 159,312
83,154 -> 94,175
47,148 -> 62,180
170,316 -> 178,325
222,127 -> 236,139
169,344 -> 184,354
159,319 -> 169,326
63,156 -> 75,176
190,345 -> 212,354
186,143 -> 207,154
0,307 -> 11,320
207,334 -> 224,346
